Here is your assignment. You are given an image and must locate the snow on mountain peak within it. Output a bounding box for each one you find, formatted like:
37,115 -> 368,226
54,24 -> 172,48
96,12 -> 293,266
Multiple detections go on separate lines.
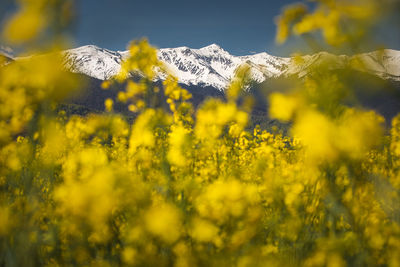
61,44 -> 400,90
200,43 -> 223,52
63,45 -> 124,80
151,44 -> 291,89
63,43 -> 292,89
355,49 -> 400,79
202,43 -> 220,49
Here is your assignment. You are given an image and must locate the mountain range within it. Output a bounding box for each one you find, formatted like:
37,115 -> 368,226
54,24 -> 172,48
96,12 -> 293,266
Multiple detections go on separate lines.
61,44 -> 400,91
2,44 -> 400,128
2,43 -> 399,91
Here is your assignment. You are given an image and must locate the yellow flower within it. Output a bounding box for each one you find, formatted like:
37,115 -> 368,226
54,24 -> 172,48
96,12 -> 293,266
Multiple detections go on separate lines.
4,9 -> 45,44
190,218 -> 219,243
292,109 -> 337,161
275,3 -> 307,44
144,203 -> 182,244
269,93 -> 301,121
105,98 -> 113,112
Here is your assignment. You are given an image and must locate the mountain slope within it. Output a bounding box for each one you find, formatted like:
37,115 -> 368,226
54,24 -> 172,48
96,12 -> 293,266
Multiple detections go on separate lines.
62,44 -> 400,91
63,45 -> 124,80
4,43 -> 399,91
63,44 -> 292,90
156,44 -> 291,89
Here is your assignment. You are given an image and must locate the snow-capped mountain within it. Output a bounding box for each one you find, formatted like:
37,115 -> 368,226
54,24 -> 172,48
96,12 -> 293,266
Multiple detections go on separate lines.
355,49 -> 400,80
62,44 -> 291,90
155,44 -> 291,89
63,45 -> 124,80
283,50 -> 400,81
50,44 -> 400,90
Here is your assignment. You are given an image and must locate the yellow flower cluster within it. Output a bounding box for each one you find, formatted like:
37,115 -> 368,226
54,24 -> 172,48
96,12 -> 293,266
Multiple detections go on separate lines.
275,0 -> 379,46
4,0 -> 75,45
0,0 -> 399,266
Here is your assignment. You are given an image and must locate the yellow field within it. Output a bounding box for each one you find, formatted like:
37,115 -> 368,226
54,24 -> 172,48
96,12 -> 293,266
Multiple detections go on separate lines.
0,0 -> 399,266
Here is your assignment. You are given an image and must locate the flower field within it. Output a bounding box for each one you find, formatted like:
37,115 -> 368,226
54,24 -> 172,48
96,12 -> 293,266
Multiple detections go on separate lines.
0,0 -> 399,266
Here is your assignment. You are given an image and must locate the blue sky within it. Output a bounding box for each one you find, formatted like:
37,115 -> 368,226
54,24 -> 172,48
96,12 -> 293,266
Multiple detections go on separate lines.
73,0 -> 400,55
74,0 -> 297,55
1,0 -> 399,56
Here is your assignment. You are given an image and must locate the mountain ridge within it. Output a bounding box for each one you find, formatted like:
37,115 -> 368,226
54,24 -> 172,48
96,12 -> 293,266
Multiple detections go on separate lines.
61,44 -> 400,90
3,44 -> 400,126
3,44 -> 400,91
61,43 -> 292,90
